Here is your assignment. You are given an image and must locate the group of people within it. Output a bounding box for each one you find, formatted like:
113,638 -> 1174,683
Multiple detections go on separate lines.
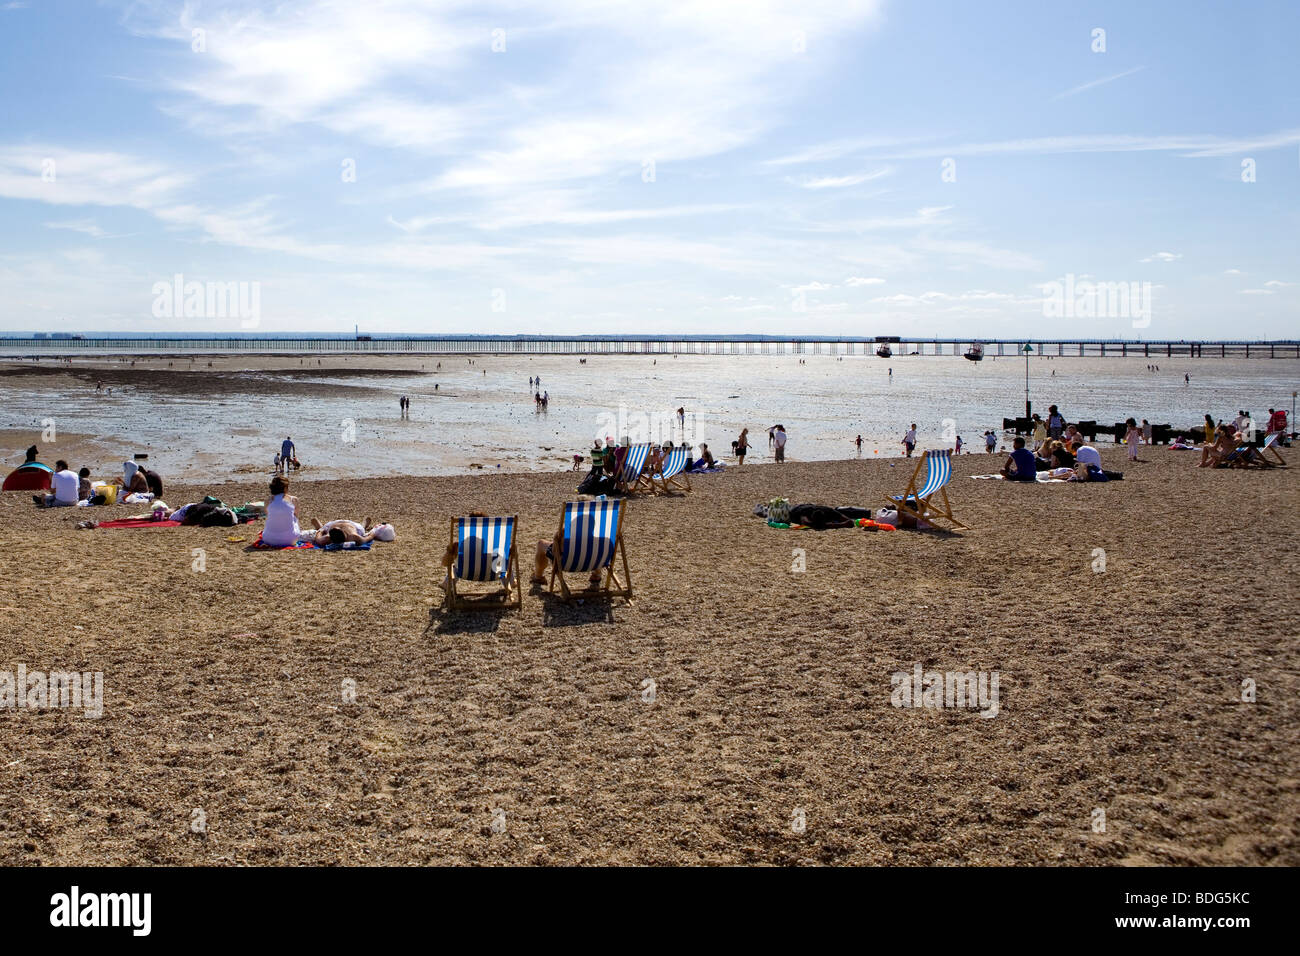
999,422 -> 1108,482
273,436 -> 300,474
1195,408 -> 1288,468
33,451 -> 162,508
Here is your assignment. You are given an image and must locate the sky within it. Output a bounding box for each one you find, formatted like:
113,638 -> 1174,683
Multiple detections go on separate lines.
0,0 -> 1296,338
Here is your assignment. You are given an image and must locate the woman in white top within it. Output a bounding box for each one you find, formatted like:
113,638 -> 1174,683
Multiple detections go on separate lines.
261,475 -> 305,546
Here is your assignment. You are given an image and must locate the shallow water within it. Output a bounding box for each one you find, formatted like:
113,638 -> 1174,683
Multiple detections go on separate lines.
1,354 -> 1295,480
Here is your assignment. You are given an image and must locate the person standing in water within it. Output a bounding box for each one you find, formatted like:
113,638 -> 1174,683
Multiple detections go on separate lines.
735,428 -> 751,465
854,435 -> 863,456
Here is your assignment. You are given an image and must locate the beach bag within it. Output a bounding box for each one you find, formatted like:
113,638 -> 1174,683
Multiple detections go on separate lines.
767,497 -> 791,523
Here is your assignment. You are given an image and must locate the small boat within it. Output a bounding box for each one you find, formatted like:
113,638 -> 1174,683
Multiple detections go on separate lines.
964,343 -> 984,362
876,346 -> 892,358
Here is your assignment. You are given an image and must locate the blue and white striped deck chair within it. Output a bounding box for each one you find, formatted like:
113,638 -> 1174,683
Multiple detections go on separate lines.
653,446 -> 691,494
615,442 -> 653,494
1262,431 -> 1288,467
548,499 -> 633,602
444,515 -> 521,610
886,448 -> 967,530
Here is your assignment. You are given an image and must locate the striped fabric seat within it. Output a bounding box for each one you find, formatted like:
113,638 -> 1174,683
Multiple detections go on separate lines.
618,443 -> 650,490
560,500 -> 621,572
455,516 -> 514,581
659,447 -> 687,481
1261,432 -> 1287,465
891,448 -> 952,503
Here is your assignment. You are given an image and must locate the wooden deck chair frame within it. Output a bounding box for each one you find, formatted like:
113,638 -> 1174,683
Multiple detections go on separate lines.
886,448 -> 968,530
653,446 -> 692,494
548,501 -> 633,604
1262,433 -> 1288,467
443,515 -> 522,611
1220,445 -> 1272,469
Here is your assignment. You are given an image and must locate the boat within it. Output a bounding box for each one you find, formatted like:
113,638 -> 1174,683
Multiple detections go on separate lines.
964,343 -> 984,362
876,345 -> 892,358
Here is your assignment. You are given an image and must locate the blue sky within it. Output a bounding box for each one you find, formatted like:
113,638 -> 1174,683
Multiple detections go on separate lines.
0,0 -> 1296,337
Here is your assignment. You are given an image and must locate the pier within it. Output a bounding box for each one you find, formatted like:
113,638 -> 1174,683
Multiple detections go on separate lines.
1,335 -> 1298,358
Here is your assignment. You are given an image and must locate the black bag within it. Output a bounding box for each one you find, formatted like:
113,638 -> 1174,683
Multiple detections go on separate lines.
577,472 -> 616,496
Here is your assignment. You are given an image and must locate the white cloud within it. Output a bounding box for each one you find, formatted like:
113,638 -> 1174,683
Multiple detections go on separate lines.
845,276 -> 885,286
1140,252 -> 1182,263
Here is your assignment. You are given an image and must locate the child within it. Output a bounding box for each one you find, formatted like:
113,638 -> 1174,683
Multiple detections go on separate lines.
1124,417 -> 1142,461
273,452 -> 282,475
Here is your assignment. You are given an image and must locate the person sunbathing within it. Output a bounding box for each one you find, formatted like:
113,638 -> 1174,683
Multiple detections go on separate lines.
1199,426 -> 1239,467
307,517 -> 390,547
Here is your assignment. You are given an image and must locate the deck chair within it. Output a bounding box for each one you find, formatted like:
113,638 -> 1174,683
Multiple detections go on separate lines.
1262,432 -> 1288,466
1218,444 -> 1273,469
886,448 -> 967,530
443,515 -> 521,610
614,443 -> 652,494
547,499 -> 633,603
653,446 -> 691,494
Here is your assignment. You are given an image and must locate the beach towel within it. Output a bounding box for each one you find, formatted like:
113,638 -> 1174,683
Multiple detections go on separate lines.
96,518 -> 183,529
247,534 -> 314,550
970,473 -> 1070,483
246,533 -> 371,551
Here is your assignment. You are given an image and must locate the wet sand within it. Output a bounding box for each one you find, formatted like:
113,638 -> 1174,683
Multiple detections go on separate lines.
1,449 -> 1295,865
4,355 -> 1296,481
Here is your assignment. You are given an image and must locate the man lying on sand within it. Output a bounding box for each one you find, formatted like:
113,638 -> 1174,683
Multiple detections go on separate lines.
308,518 -> 395,547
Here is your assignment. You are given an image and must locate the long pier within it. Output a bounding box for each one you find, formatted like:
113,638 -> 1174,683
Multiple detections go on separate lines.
1,335 -> 1298,358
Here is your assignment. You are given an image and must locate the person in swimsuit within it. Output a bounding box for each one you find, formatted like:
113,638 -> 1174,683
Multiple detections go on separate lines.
735,429 -> 750,465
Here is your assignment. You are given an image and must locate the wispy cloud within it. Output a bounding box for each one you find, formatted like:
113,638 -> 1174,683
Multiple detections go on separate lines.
1051,66 -> 1146,101
787,167 -> 893,189
1140,252 -> 1182,263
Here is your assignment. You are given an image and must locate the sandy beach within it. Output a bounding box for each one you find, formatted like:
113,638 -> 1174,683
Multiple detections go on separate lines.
1,447 -> 1295,866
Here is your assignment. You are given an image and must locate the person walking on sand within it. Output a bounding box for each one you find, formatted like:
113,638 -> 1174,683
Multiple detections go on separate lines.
281,436 -> 295,468
984,430 -> 997,454
735,428 -> 751,465
1142,418 -> 1153,447
773,425 -> 787,463
902,423 -> 917,457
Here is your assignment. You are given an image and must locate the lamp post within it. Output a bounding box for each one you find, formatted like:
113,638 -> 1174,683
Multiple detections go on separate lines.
1023,343 -> 1034,418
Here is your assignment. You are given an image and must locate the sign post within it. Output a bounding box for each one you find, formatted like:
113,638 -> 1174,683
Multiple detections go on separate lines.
1023,343 -> 1034,418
